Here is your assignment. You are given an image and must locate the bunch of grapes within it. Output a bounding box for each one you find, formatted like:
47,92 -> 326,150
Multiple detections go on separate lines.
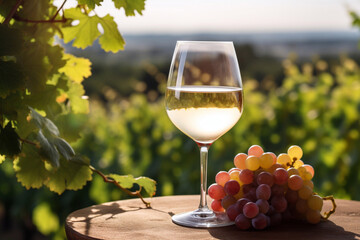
208,145 -> 334,230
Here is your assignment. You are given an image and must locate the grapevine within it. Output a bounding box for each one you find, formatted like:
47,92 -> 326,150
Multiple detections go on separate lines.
209,145 -> 336,230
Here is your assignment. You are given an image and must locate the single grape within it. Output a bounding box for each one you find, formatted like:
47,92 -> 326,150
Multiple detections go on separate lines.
259,153 -> 274,169
226,204 -> 241,221
208,184 -> 226,200
302,171 -> 313,181
295,199 -> 308,214
229,170 -> 241,184
298,185 -> 313,200
307,195 -> 323,211
243,187 -> 257,202
303,180 -> 314,190
239,169 -> 254,185
271,184 -> 286,196
252,213 -> 268,230
265,152 -> 277,164
297,166 -> 307,177
287,145 -> 303,161
257,171 -> 274,187
293,160 -> 304,169
306,209 -> 321,224
248,145 -> 264,157
256,184 -> 271,200
256,199 -> 269,214
270,212 -> 282,226
277,154 -> 292,168
287,167 -> 300,176
285,189 -> 298,204
211,199 -> 224,212
271,195 -> 287,213
228,167 -> 241,173
253,169 -> 265,182
288,175 -> 303,191
303,164 -> 315,177
246,156 -> 260,171
224,180 -> 241,196
234,153 -> 248,169
236,198 -> 250,213
273,168 -> 289,185
215,171 -> 231,187
221,195 -> 237,210
243,202 -> 259,218
235,214 -> 251,230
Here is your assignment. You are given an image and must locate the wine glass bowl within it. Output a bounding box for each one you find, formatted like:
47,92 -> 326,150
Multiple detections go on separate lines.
165,41 -> 243,228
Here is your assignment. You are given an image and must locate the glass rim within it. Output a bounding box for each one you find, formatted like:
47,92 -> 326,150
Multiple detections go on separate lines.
176,40 -> 233,44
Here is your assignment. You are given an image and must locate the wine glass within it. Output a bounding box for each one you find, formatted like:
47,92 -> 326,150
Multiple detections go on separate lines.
165,41 -> 243,228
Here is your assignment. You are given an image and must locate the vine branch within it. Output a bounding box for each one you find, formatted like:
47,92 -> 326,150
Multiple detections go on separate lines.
322,195 -> 337,219
89,165 -> 151,208
3,0 -> 22,25
51,0 -> 67,21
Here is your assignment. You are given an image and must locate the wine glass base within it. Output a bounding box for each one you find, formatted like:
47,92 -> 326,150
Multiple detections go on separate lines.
172,209 -> 234,228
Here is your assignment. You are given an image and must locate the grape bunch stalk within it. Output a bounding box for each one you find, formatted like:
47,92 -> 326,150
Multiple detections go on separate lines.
208,145 -> 336,230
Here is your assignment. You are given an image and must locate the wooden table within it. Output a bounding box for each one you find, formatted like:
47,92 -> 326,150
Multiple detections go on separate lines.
65,195 -> 360,240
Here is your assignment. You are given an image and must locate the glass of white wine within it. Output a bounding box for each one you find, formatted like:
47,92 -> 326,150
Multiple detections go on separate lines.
165,41 -> 243,228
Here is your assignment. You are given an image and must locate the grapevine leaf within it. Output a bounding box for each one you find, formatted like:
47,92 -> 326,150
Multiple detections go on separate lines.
0,92 -> 24,120
0,25 -> 24,56
62,8 -> 101,49
29,107 -> 60,136
109,174 -> 156,197
0,61 -> 25,98
0,123 -> 21,157
98,15 -> 125,52
37,130 -> 60,168
70,155 -> 90,166
13,144 -> 49,189
67,82 -> 89,114
25,84 -> 62,116
54,113 -> 87,143
77,0 -> 104,9
59,54 -> 91,83
47,45 -> 67,75
0,155 -> 5,164
113,0 -> 146,16
53,137 -> 75,161
45,158 -> 92,194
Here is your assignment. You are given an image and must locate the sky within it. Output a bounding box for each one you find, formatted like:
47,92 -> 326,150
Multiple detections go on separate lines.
56,0 -> 360,34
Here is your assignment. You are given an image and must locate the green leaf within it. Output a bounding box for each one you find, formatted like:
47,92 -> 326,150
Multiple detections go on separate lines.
62,8 -> 101,49
37,130 -> 60,168
0,25 -> 24,56
78,0 -> 104,9
45,158 -> 92,194
59,54 -> 91,83
13,144 -> 49,189
19,0 -> 49,20
67,82 -> 89,114
29,107 -> 60,136
0,122 -> 21,157
70,155 -> 90,166
109,174 -> 156,197
0,61 -> 25,98
61,8 -> 125,52
33,203 -> 59,235
98,15 -> 125,52
113,0 -> 146,16
54,113 -> 87,143
53,137 -> 75,161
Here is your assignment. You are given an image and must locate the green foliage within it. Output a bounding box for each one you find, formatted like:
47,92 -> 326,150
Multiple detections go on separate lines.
109,174 -> 156,197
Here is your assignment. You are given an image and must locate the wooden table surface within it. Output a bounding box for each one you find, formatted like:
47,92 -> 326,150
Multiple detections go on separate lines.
65,195 -> 360,240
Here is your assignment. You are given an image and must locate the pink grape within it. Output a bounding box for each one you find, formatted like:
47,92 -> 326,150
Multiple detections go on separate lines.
208,184 -> 226,200
236,198 -> 250,213
234,153 -> 248,169
271,195 -> 288,213
256,184 -> 271,200
288,175 -> 303,191
228,167 -> 240,173
265,152 -> 277,164
215,171 -> 230,187
268,163 -> 285,173
303,164 -> 315,177
235,214 -> 251,230
256,199 -> 270,214
224,180 -> 240,196
273,168 -> 289,185
243,187 -> 257,202
243,202 -> 259,218
285,189 -> 298,204
226,204 -> 241,221
239,169 -> 254,184
271,184 -> 286,196
252,213 -> 268,230
221,195 -> 237,210
248,145 -> 264,157
256,171 -> 274,187
211,199 -> 224,212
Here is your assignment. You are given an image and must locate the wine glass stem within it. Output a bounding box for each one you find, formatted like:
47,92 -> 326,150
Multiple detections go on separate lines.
198,144 -> 210,210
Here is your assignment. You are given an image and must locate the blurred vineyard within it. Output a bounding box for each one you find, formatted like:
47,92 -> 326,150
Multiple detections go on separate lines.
1,46 -> 360,239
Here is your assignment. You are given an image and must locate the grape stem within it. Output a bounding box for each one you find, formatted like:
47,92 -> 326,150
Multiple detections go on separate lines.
89,165 -> 151,208
321,195 -> 337,219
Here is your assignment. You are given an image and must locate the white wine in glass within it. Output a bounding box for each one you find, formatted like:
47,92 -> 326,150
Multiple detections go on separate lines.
165,41 -> 243,228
